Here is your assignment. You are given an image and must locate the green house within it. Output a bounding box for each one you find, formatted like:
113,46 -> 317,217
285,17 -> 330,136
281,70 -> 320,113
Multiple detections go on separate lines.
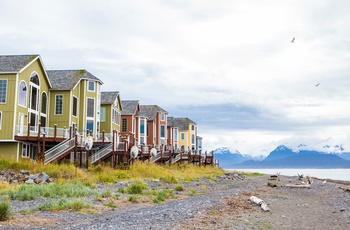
46,70 -> 103,139
100,91 -> 122,137
0,55 -> 52,161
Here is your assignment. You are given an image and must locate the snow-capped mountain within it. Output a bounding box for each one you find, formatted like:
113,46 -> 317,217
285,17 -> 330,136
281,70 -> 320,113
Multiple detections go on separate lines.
213,147 -> 264,169
215,144 -> 350,169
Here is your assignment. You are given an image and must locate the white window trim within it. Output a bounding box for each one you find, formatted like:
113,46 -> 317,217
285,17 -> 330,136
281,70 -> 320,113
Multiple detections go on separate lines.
55,94 -> 63,115
86,97 -> 95,119
72,96 -> 78,117
0,79 -> 8,104
18,80 -> 27,108
21,143 -> 30,158
87,81 -> 95,92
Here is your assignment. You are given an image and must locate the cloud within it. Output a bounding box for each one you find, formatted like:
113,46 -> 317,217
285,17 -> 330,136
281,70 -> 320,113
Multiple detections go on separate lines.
1,0 -> 350,155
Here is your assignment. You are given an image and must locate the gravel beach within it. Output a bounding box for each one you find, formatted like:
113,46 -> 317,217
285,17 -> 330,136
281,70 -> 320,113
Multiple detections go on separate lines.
1,173 -> 349,230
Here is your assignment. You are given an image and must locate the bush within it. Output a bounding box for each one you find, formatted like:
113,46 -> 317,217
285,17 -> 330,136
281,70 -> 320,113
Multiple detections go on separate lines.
127,182 -> 148,194
0,199 -> 11,221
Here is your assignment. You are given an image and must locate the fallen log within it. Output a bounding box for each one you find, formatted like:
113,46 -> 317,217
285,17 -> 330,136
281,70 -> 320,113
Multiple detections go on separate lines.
339,186 -> 350,192
249,196 -> 270,211
284,183 -> 311,188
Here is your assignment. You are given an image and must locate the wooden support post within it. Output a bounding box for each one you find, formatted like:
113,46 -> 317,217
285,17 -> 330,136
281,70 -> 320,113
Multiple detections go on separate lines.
86,150 -> 89,170
42,134 -> 46,164
54,124 -> 57,141
27,122 -> 30,138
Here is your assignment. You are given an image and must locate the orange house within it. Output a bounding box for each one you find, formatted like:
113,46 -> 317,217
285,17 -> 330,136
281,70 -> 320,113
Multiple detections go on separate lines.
138,105 -> 168,148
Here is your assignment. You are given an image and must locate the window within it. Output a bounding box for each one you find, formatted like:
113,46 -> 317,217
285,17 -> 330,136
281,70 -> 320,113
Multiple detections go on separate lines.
181,133 -> 185,140
191,134 -> 195,144
72,96 -> 78,117
122,118 -> 127,132
18,81 -> 27,107
140,136 -> 145,145
41,93 -> 47,114
100,107 -> 106,122
0,79 -> 7,103
88,81 -> 95,91
41,92 -> 47,128
191,125 -> 195,131
174,129 -> 178,140
140,120 -> 145,134
160,125 -> 165,138
0,111 -> 2,130
161,113 -> 165,121
55,95 -> 63,115
22,144 -> 30,158
87,98 -> 94,117
86,120 -> 94,132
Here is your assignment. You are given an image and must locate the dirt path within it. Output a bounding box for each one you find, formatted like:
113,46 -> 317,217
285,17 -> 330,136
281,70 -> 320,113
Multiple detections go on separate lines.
175,174 -> 350,229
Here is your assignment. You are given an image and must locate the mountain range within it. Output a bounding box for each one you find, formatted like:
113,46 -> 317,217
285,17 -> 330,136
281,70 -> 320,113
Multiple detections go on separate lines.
215,145 -> 350,169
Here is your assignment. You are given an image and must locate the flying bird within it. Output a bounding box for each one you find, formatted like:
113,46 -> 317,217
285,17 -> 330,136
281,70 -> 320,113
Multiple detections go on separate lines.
316,83 -> 320,87
291,37 -> 295,43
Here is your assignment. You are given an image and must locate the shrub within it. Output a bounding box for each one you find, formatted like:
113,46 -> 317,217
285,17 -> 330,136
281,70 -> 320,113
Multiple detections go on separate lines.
127,182 -> 148,194
0,199 -> 11,221
174,185 -> 184,191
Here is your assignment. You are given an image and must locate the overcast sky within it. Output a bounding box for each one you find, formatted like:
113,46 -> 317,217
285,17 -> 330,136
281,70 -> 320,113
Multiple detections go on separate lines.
1,0 -> 350,155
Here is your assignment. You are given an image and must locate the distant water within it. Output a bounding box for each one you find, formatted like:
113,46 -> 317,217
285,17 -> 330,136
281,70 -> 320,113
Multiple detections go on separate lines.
226,168 -> 350,182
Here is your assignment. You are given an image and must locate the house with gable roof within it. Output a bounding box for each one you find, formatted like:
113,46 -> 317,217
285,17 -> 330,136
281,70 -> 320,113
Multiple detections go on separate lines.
121,100 -> 148,147
173,117 -> 197,152
167,116 -> 179,151
46,70 -> 103,138
138,105 -> 168,148
0,55 -> 52,161
100,91 -> 122,138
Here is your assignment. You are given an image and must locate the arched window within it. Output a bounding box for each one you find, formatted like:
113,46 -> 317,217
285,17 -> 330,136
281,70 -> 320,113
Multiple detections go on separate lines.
18,81 -> 27,107
29,72 -> 40,131
30,74 -> 40,85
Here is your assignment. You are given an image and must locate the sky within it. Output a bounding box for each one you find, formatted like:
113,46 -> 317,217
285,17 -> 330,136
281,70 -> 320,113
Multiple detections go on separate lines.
1,0 -> 350,156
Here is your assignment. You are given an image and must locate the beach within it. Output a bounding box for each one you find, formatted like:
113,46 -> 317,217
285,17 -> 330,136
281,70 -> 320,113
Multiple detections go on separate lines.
1,173 -> 350,229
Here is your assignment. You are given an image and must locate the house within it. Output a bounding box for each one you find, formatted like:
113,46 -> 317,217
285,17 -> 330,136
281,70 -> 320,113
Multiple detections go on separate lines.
138,105 -> 168,148
0,55 -> 52,161
100,91 -> 122,140
121,100 -> 148,147
167,116 -> 179,151
173,117 -> 197,152
46,70 -> 103,139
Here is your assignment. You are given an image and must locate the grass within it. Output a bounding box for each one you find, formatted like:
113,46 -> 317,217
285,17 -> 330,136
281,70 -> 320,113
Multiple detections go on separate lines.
37,198 -> 91,211
2,182 -> 97,201
0,198 -> 11,221
0,159 -> 225,213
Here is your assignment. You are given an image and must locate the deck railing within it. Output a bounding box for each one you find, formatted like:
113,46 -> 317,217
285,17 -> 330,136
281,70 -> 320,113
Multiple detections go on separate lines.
44,138 -> 75,164
15,125 -> 69,138
90,143 -> 113,164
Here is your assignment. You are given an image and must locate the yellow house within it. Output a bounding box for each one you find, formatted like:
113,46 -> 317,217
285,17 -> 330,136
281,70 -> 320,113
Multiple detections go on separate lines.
46,70 -> 103,139
173,117 -> 197,152
0,55 -> 52,161
100,91 -> 122,136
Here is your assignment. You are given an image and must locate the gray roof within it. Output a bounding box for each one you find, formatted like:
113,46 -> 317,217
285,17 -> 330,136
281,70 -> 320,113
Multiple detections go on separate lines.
138,105 -> 168,120
167,116 -> 176,127
46,70 -> 103,90
121,100 -> 139,115
173,117 -> 196,130
101,91 -> 119,105
0,55 -> 39,73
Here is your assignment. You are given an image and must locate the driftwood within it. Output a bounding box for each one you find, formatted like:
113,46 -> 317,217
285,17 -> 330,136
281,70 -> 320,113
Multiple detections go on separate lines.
267,182 -> 277,187
268,172 -> 280,181
249,196 -> 269,211
339,186 -> 350,192
284,183 -> 311,188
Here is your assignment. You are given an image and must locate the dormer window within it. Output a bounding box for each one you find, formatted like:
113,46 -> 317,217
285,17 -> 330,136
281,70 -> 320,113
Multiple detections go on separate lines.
88,81 -> 95,91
